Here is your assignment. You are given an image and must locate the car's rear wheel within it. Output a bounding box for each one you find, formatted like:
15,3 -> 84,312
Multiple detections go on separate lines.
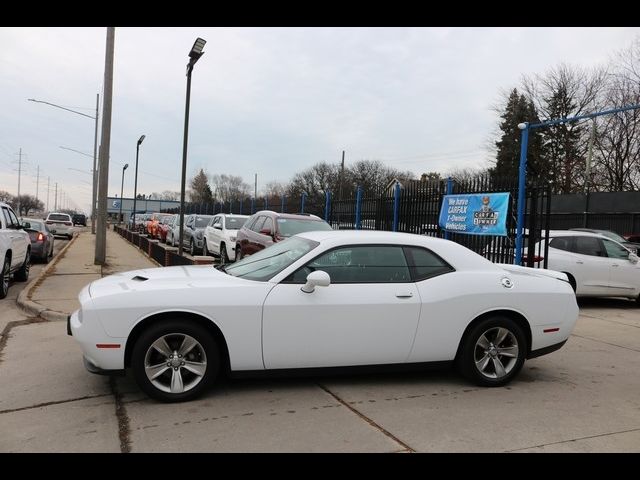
0,256 -> 10,299
132,320 -> 220,402
458,316 -> 526,387
14,251 -> 30,282
236,244 -> 244,260
190,239 -> 196,256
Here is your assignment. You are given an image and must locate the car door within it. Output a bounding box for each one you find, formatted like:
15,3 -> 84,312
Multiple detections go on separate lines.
602,238 -> 640,297
569,236 -> 611,296
247,216 -> 266,256
262,244 -> 421,369
3,207 -> 25,269
210,216 -> 223,253
183,215 -> 194,248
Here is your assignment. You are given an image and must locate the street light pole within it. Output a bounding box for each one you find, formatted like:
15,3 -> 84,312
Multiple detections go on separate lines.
178,37 -> 206,257
27,95 -> 99,233
119,163 -> 129,225
131,135 -> 146,230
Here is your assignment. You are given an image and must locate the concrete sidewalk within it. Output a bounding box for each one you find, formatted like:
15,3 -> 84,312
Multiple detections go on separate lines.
18,228 -> 158,320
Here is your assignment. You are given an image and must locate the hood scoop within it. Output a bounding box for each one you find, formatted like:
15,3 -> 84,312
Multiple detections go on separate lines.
131,275 -> 149,282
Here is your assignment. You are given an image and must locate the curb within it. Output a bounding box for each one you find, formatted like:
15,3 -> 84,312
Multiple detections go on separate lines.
16,232 -> 81,321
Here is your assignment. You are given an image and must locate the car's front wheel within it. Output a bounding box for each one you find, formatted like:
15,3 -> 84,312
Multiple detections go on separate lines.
458,316 -> 526,387
202,240 -> 209,256
220,243 -> 229,265
131,320 -> 220,402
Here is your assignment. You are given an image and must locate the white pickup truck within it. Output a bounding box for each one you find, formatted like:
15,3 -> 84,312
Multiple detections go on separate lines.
0,202 -> 31,299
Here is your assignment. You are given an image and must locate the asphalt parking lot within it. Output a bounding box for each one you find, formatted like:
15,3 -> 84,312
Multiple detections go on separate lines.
2,276 -> 639,452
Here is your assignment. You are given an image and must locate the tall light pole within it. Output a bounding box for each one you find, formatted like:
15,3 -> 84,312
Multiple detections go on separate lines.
119,163 -> 129,224
131,135 -> 146,230
28,95 -> 99,234
178,37 -> 206,256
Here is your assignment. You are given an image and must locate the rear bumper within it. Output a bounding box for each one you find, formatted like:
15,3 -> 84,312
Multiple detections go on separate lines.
527,340 -> 567,359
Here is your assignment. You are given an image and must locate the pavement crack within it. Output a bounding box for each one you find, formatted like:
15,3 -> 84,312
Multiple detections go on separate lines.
571,333 -> 640,353
0,393 -> 112,415
317,383 -> 416,453
0,317 -> 49,364
506,426 -> 640,452
109,377 -> 132,453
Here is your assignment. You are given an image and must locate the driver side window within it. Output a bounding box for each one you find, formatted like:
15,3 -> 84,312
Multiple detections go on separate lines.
602,239 -> 630,259
286,245 -> 411,284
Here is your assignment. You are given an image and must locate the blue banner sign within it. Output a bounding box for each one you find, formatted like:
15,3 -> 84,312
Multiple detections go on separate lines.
439,192 -> 510,236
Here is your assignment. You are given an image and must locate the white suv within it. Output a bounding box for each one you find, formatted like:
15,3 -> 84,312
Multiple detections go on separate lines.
1,202 -> 31,299
45,212 -> 74,239
203,214 -> 249,263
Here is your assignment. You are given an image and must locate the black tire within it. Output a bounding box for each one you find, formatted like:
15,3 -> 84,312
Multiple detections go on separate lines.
458,316 -> 527,387
236,244 -> 244,261
14,251 -> 30,282
131,319 -> 220,402
67,234 -> 73,240
563,272 -> 577,293
220,243 -> 229,265
202,240 -> 209,257
190,239 -> 196,256
0,255 -> 10,299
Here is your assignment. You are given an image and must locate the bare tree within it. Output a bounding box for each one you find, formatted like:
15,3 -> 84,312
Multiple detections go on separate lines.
210,174 -> 251,202
522,63 -> 608,193
0,190 -> 13,204
590,41 -> 640,191
14,194 -> 44,217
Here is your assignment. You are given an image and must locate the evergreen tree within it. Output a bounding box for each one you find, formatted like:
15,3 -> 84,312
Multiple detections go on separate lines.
189,169 -> 213,203
491,89 -> 546,185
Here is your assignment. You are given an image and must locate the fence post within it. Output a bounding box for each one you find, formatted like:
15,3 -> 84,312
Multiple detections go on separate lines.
325,191 -> 331,222
392,182 -> 401,232
281,195 -> 286,213
240,199 -> 243,215
301,192 -> 307,213
264,197 -> 268,211
355,186 -> 362,230
444,177 -> 454,240
251,197 -> 254,214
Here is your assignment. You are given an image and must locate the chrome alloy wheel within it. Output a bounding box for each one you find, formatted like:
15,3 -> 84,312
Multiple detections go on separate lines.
474,327 -> 519,379
144,333 -> 207,394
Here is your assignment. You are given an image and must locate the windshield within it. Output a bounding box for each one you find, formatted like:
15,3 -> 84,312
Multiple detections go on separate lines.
194,217 -> 212,228
25,220 -> 45,231
277,218 -> 332,237
224,236 -> 319,282
225,216 -> 248,229
601,231 -> 627,243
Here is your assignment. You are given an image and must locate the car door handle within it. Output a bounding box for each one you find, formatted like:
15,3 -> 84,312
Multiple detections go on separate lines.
396,292 -> 413,298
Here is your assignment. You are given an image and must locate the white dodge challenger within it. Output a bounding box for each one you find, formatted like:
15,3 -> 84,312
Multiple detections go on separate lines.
69,230 -> 579,402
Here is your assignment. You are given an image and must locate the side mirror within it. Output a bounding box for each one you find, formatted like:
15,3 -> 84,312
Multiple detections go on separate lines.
629,252 -> 639,264
301,270 -> 331,294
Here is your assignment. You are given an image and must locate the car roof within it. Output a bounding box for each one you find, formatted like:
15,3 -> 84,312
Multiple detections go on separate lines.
548,230 -> 616,240
252,210 -> 323,221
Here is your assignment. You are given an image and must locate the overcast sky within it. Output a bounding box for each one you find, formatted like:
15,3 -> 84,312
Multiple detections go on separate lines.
1,27 -> 638,213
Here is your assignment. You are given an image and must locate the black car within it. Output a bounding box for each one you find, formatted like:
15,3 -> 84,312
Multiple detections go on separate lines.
72,213 -> 87,226
570,228 -> 640,254
21,218 -> 55,263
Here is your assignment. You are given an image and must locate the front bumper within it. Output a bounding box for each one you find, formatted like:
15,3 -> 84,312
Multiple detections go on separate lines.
69,309 -> 127,372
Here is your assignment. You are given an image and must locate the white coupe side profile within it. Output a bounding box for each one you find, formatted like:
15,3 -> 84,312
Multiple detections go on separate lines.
203,214 -> 249,263
69,230 -> 579,402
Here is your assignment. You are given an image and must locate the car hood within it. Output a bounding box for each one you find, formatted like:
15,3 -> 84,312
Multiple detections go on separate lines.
87,265 -> 250,299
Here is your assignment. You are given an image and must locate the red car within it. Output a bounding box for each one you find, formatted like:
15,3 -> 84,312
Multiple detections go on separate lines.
157,214 -> 175,243
235,210 -> 332,259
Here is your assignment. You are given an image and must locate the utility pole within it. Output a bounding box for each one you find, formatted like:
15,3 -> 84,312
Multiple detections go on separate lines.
46,177 -> 50,213
91,93 -> 99,234
17,148 -> 22,216
95,27 -> 115,265
35,165 -> 40,204
54,182 -> 58,211
583,119 -> 597,228
254,173 -> 257,200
